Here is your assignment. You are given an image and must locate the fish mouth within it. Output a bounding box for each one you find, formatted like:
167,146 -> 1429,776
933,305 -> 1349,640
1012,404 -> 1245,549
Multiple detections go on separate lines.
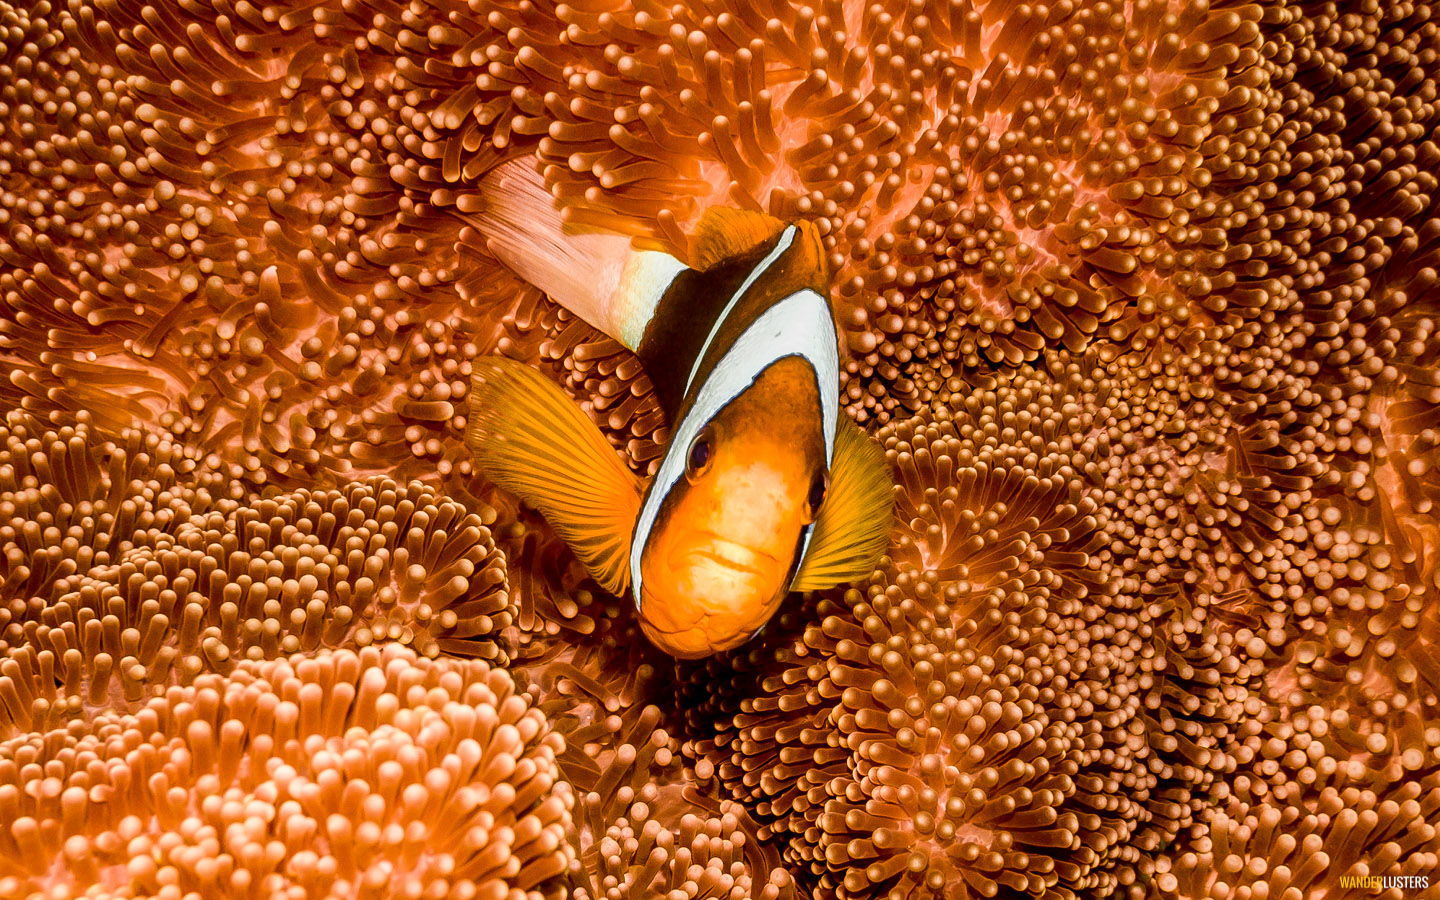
691,531 -> 778,577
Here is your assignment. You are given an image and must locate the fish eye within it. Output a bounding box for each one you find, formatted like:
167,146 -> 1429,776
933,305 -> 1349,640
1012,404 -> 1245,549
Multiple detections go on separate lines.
687,428 -> 714,476
806,470 -> 828,518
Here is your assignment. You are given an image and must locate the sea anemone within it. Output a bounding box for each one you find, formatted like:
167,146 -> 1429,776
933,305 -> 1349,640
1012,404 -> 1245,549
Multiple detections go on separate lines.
0,414 -> 512,735
517,620 -> 796,899
0,645 -> 573,899
2,0 -> 1440,896
1155,703 -> 1440,899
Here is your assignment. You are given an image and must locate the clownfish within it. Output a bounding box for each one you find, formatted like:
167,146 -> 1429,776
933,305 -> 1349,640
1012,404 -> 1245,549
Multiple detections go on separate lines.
464,159 -> 893,658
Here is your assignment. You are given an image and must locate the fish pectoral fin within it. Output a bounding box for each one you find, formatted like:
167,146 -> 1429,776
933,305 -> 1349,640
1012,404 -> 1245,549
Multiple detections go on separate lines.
791,416 -> 895,592
690,207 -> 786,271
466,356 -> 641,595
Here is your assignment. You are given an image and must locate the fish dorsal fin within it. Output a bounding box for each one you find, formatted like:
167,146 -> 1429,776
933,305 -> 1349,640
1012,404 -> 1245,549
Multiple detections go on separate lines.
793,219 -> 831,283
791,416 -> 894,591
466,356 -> 641,594
691,207 -> 787,271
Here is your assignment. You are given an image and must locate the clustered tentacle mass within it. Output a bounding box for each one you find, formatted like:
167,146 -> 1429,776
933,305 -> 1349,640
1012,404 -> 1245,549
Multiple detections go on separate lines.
1,0 -> 1438,898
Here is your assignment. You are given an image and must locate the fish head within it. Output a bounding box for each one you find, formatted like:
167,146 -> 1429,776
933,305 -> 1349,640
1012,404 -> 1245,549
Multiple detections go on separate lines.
637,356 -> 828,658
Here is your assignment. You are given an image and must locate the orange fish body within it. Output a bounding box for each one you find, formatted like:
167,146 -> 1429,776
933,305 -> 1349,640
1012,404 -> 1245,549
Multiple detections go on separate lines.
637,357 -> 825,655
465,159 -> 893,658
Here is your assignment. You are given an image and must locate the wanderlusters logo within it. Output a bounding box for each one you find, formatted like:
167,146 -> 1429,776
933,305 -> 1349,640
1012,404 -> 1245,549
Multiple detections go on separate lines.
1337,874 -> 1432,892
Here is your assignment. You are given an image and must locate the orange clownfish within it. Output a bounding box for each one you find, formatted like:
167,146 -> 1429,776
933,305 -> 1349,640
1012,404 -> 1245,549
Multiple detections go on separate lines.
464,159 -> 894,658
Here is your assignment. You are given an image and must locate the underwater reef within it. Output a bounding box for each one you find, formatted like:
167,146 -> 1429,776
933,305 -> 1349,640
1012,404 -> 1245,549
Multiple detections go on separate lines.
1,0 -> 1439,897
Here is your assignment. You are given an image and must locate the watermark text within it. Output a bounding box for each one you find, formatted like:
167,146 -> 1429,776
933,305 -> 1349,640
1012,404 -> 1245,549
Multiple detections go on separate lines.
1338,874 -> 1431,892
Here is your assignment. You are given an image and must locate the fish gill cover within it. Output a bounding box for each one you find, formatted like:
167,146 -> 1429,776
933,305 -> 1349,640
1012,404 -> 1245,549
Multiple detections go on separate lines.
0,0 -> 1437,898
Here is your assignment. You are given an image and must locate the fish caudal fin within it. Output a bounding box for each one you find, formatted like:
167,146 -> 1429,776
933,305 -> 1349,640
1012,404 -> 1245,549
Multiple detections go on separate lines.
473,158 -> 685,350
466,356 -> 641,594
791,417 -> 894,591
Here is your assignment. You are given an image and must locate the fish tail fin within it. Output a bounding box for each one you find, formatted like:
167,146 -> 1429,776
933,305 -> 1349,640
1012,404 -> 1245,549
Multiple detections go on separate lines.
466,355 -> 641,594
791,417 -> 894,591
473,158 -> 685,350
